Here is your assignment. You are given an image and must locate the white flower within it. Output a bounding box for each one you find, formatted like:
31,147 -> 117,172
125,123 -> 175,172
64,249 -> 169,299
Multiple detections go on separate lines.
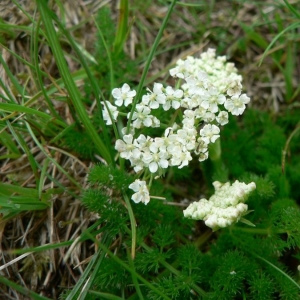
206,88 -> 226,113
150,115 -> 160,127
130,154 -> 146,173
169,57 -> 195,78
169,146 -> 192,168
162,86 -> 183,110
177,128 -> 197,150
130,104 -> 153,128
141,139 -> 169,173
183,94 -> 200,109
112,83 -> 136,107
142,83 -> 166,109
129,180 -> 150,205
115,134 -> 135,159
216,111 -> 229,125
225,93 -> 250,116
121,126 -> 135,136
183,180 -> 256,231
102,101 -> 119,125
195,138 -> 208,162
133,134 -> 153,150
200,124 -> 220,144
198,151 -> 209,162
185,71 -> 209,94
182,110 -> 196,128
226,79 -> 242,96
201,111 -> 216,123
143,151 -> 169,173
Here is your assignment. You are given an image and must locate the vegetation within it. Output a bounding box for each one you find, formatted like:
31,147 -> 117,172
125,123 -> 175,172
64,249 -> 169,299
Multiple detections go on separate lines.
0,0 -> 300,299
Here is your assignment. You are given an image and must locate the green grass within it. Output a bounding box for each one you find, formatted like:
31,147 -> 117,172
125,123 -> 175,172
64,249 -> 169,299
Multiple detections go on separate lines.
1,0 -> 300,299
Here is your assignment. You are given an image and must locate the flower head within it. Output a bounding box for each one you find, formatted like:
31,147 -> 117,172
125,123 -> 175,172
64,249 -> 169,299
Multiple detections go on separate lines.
129,179 -> 150,205
225,93 -> 250,116
130,104 -> 154,128
115,134 -> 135,159
112,83 -> 136,107
183,180 -> 256,231
200,124 -> 220,144
142,83 -> 166,109
102,101 -> 119,125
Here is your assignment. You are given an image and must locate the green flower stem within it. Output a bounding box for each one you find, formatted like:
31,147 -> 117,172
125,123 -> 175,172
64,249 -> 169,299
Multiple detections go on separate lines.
208,137 -> 228,182
127,250 -> 145,300
148,173 -> 154,189
126,0 -> 178,133
123,193 -> 137,259
194,230 -> 213,248
118,112 -> 128,117
208,137 -> 221,161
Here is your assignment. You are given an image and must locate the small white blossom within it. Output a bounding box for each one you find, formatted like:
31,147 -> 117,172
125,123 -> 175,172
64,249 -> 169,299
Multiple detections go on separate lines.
112,83 -> 136,107
206,88 -> 226,113
143,150 -> 169,173
130,104 -> 153,128
182,110 -> 196,128
115,134 -> 135,159
177,128 -> 197,150
201,111 -> 216,123
200,124 -> 220,144
142,83 -> 166,108
121,126 -> 135,136
134,134 -> 152,150
198,151 -> 209,162
129,179 -> 150,205
227,79 -> 242,96
169,57 -> 195,78
195,138 -> 208,162
185,71 -> 209,94
150,116 -> 161,127
216,111 -> 229,126
162,86 -> 183,111
130,155 -> 146,173
225,94 -> 250,116
169,146 -> 192,169
102,101 -> 119,125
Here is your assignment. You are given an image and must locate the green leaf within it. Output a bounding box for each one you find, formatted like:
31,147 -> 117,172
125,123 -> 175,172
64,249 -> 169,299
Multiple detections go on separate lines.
239,217 -> 256,227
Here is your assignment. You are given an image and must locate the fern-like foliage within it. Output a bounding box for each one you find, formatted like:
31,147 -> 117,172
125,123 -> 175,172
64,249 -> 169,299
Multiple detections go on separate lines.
77,100 -> 300,298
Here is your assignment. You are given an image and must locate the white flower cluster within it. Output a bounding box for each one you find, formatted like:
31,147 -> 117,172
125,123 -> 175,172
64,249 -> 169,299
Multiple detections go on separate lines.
106,48 -> 250,177
183,180 -> 256,231
128,179 -> 150,205
102,49 -> 251,204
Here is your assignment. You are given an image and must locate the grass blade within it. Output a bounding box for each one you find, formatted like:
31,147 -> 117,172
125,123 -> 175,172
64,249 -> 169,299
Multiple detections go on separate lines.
37,1 -> 112,164
259,22 -> 300,66
0,276 -> 51,300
